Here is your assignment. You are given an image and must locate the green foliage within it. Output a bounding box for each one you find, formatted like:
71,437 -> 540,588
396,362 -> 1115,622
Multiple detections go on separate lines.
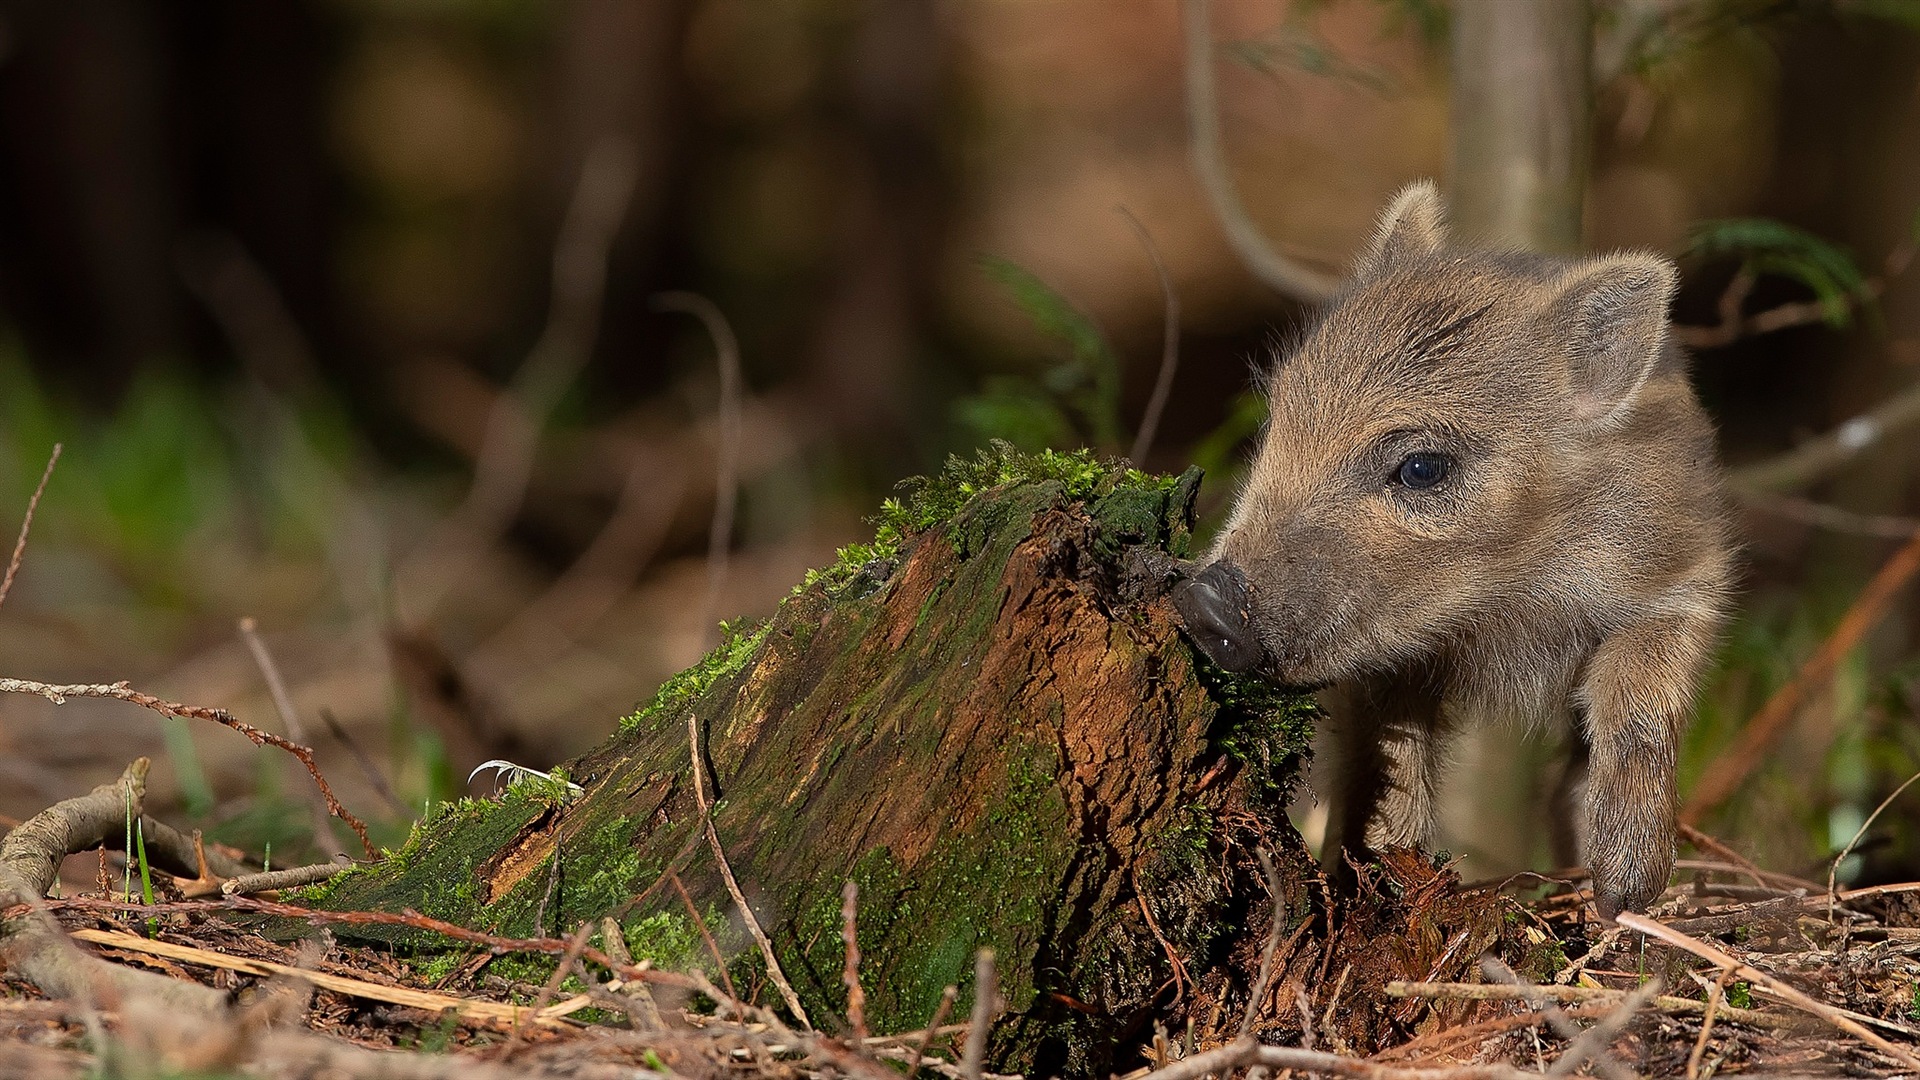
1727,981 -> 1753,1009
1688,218 -> 1872,328
962,258 -> 1123,450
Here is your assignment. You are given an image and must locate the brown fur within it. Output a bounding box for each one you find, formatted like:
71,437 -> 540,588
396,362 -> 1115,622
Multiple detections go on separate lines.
1200,181 -> 1734,916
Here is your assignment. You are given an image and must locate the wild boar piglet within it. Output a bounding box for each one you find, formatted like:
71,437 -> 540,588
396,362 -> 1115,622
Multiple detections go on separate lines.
1175,181 -> 1734,917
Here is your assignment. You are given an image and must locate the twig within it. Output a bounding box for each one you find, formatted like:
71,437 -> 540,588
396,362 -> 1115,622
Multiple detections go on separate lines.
0,678 -> 374,857
1480,958 -> 1634,1080
220,863 -> 344,897
1139,1036 -> 1537,1080
1239,849 -> 1297,1035
1728,379 -> 1920,494
686,712 -> 811,1027
318,708 -> 409,817
1686,970 -> 1731,1080
1118,208 -> 1182,465
905,986 -> 958,1080
1617,910 -> 1920,1070
0,443 -> 60,614
1678,823 -> 1770,889
69,927 -> 586,1030
1737,490 -> 1920,538
1829,767 -> 1920,918
667,871 -> 735,1000
403,136 -> 639,618
1683,527 -> 1920,823
962,949 -> 996,1080
1180,0 -> 1339,302
1385,981 -> 1793,1029
239,616 -> 347,862
514,920 -> 595,1048
1547,977 -> 1661,1077
1132,867 -> 1189,1002
843,880 -> 869,1040
653,292 -> 743,650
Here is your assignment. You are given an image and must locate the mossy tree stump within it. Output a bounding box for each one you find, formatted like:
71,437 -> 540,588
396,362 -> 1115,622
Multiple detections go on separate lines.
313,450 -> 1325,1075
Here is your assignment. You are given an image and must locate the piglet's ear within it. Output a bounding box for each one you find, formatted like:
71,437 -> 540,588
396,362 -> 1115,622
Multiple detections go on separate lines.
1354,180 -> 1446,278
1546,252 -> 1678,426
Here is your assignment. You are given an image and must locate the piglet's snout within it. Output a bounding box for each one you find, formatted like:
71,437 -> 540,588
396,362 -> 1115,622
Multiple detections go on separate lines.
1171,560 -> 1264,673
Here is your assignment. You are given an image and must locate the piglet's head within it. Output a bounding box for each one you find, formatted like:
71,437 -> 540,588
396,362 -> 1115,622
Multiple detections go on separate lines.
1177,181 -> 1679,685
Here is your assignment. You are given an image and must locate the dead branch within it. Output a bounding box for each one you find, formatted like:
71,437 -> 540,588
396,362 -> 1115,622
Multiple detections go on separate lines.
0,443 -> 60,614
402,136 -> 640,619
0,760 -> 226,1012
1118,208 -> 1182,465
686,712 -> 811,1027
0,678 -> 375,857
653,291 -> 744,650
1617,910 -> 1920,1070
1142,1036 -> 1537,1080
1683,526 -> 1920,824
239,616 -> 348,862
1736,490 -> 1920,538
1382,980 -> 1794,1029
1180,0 -> 1340,302
220,863 -> 345,897
1728,378 -> 1920,494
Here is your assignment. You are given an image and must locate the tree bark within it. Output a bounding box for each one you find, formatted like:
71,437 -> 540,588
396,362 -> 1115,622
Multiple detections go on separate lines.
312,452 -> 1323,1075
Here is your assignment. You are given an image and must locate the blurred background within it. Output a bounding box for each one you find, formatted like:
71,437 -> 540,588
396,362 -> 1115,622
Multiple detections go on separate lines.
0,0 -> 1916,894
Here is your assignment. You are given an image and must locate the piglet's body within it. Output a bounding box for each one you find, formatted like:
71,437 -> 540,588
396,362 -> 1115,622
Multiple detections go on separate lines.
1176,182 -> 1734,917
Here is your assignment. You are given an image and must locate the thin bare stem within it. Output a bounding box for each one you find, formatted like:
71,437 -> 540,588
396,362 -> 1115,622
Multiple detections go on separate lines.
1480,957 -> 1634,1080
1142,1036 -> 1538,1080
1239,849 -> 1293,1035
905,986 -> 958,1080
1547,977 -> 1660,1077
0,443 -> 60,615
1182,0 -> 1340,302
1828,767 -> 1920,918
318,708 -> 409,818
1686,971 -> 1731,1080
1736,490 -> 1920,538
1119,208 -> 1182,465
843,879 -> 869,1040
654,292 -> 744,650
239,617 -> 347,861
0,678 -> 373,857
961,949 -> 995,1080
686,712 -> 812,1027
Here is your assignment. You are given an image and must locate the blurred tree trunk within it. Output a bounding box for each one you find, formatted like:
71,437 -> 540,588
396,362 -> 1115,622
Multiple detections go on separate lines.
1442,0 -> 1594,874
1446,0 -> 1592,255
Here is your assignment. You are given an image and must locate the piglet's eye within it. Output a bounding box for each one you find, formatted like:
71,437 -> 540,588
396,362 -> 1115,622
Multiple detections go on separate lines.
1395,452 -> 1451,490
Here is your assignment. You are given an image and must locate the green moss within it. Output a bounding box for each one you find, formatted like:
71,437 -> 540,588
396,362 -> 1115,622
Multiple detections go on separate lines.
1727,981 -> 1752,1009
1199,662 -> 1319,811
621,618 -> 772,733
798,443 -> 1182,596
1908,981 -> 1920,1023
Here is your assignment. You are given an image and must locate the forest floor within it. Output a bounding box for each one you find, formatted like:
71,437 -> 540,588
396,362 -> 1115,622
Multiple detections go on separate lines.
4,804 -> 1920,1080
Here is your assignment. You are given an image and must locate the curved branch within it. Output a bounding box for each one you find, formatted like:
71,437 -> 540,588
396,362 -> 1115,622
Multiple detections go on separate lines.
1182,0 -> 1341,302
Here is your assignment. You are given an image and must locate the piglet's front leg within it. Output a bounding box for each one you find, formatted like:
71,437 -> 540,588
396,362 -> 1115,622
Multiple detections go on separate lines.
1577,606 -> 1721,918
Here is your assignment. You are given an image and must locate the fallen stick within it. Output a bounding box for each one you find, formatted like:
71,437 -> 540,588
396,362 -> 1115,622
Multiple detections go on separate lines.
1141,1035 -> 1537,1080
71,927 -> 588,1029
1383,981 -> 1797,1030
1616,911 -> 1920,1070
